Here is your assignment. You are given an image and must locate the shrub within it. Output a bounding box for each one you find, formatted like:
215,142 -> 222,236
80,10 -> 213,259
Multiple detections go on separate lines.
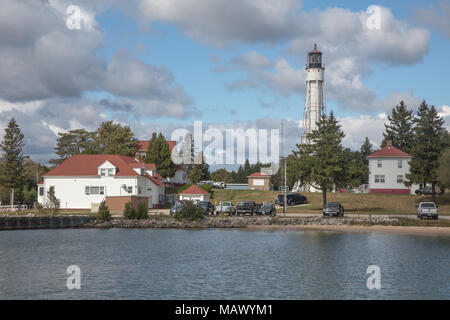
123,202 -> 137,219
36,187 -> 60,215
136,201 -> 149,219
97,200 -> 112,222
174,201 -> 205,222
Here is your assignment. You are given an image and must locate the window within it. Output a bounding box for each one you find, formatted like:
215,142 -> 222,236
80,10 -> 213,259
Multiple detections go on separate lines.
127,186 -> 133,194
377,160 -> 382,168
85,186 -> 105,195
398,160 -> 402,168
397,175 -> 404,183
100,169 -> 106,176
39,187 -> 44,196
108,168 -> 114,176
375,175 -> 385,183
138,187 -> 142,194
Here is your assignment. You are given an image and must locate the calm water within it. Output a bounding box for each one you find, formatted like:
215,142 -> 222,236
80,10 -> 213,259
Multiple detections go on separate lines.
0,228 -> 449,299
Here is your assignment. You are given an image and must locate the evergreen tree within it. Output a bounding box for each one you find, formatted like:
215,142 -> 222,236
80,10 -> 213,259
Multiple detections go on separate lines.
0,118 -> 26,204
406,101 -> 446,202
211,168 -> 232,183
49,129 -> 96,165
145,132 -> 177,178
187,152 -> 210,183
288,112 -> 347,208
93,121 -> 136,156
381,101 -> 414,153
360,137 -> 373,161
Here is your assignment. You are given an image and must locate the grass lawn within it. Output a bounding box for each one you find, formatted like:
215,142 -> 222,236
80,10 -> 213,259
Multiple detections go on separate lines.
212,189 -> 450,215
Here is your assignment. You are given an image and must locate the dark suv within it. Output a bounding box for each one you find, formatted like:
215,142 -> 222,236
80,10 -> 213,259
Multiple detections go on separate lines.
276,193 -> 307,206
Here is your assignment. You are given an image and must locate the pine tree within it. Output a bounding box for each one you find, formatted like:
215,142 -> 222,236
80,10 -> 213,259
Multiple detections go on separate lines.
381,101 -> 414,153
288,112 -> 347,207
145,133 -> 177,178
360,137 -> 373,161
187,152 -> 210,183
93,121 -> 136,156
0,118 -> 26,204
406,101 -> 446,202
49,129 -> 96,165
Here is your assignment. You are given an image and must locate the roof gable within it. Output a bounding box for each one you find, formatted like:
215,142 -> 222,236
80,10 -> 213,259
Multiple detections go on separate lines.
368,141 -> 410,158
43,155 -> 155,177
179,185 -> 209,195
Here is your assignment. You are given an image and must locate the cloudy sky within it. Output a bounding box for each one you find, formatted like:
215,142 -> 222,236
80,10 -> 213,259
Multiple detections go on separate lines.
1,0 -> 449,166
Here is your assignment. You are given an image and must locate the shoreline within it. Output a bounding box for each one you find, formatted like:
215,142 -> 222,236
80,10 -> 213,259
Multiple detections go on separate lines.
246,224 -> 450,236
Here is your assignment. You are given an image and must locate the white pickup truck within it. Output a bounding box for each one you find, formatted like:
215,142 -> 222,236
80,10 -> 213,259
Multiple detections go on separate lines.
417,202 -> 438,220
215,201 -> 235,215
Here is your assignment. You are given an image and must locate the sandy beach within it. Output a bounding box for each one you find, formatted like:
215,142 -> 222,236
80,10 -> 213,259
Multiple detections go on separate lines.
247,224 -> 450,236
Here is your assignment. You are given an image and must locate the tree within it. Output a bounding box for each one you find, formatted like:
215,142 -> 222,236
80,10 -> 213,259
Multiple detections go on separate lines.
406,101 -> 446,202
436,148 -> 450,193
97,200 -> 112,222
360,137 -> 373,160
381,101 -> 414,153
288,112 -> 347,208
211,168 -> 232,183
187,159 -> 210,184
49,129 -> 96,165
0,118 -> 26,204
145,132 -> 177,178
93,121 -> 136,156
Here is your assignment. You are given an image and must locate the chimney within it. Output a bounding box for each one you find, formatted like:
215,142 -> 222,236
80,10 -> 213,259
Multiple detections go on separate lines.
386,140 -> 392,148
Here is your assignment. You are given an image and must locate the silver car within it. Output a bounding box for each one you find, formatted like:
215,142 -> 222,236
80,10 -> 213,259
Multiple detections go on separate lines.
417,202 -> 438,220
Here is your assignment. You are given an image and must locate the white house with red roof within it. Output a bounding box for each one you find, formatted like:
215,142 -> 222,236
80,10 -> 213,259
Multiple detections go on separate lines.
247,172 -> 272,191
38,154 -> 165,211
133,140 -> 189,186
178,185 -> 210,202
367,140 -> 419,194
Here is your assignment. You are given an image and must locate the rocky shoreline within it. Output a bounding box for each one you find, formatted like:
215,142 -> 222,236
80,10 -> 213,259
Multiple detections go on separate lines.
86,215 -> 402,229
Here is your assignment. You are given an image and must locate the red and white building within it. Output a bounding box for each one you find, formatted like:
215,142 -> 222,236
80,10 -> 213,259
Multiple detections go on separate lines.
178,185 -> 210,202
367,140 -> 419,194
38,154 -> 165,211
133,140 -> 189,185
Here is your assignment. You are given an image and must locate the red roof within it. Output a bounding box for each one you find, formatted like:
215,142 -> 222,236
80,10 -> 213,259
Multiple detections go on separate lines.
247,172 -> 270,178
133,140 -> 176,152
179,185 -> 209,195
368,140 -> 410,158
43,154 -> 163,186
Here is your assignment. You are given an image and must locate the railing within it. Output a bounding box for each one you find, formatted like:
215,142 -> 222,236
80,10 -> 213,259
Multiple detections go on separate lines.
0,205 -> 30,212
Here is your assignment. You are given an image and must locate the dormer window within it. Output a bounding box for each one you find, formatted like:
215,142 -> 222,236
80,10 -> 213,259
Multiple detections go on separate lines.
108,168 -> 115,176
100,169 -> 106,176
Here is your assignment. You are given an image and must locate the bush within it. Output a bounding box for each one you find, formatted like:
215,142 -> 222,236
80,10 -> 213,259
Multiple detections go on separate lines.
174,201 -> 205,222
136,201 -> 149,219
123,202 -> 137,219
97,200 -> 112,222
36,187 -> 60,216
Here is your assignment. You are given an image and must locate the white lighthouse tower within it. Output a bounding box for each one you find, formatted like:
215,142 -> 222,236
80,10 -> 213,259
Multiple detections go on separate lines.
301,44 -> 325,144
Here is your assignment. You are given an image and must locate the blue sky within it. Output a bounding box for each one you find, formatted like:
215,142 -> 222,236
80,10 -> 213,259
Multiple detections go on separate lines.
0,0 -> 449,163
91,0 -> 450,124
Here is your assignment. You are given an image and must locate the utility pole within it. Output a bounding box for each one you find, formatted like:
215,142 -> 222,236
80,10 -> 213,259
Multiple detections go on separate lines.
10,188 -> 14,211
284,157 -> 287,217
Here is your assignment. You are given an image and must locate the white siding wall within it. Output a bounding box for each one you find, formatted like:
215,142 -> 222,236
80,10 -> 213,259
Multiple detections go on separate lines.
38,175 -> 162,209
368,157 -> 418,193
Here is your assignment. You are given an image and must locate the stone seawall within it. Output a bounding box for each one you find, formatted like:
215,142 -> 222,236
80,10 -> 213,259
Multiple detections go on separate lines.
0,215 -> 97,231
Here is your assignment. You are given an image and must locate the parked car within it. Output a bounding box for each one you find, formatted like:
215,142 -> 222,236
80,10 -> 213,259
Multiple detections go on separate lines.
416,202 -> 438,219
198,201 -> 215,215
323,202 -> 344,217
215,201 -> 235,215
415,186 -> 442,195
170,201 -> 185,215
236,201 -> 259,215
258,203 -> 276,216
275,193 -> 307,206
